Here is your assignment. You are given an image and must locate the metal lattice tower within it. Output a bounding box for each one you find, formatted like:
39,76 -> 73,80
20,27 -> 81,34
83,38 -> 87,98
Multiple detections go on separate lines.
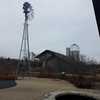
17,2 -> 33,77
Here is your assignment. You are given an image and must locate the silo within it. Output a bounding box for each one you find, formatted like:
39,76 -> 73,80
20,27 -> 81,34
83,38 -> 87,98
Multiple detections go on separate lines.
70,44 -> 80,61
66,48 -> 70,56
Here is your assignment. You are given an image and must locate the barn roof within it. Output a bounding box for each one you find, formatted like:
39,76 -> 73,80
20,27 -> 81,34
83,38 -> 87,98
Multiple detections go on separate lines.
36,50 -> 74,63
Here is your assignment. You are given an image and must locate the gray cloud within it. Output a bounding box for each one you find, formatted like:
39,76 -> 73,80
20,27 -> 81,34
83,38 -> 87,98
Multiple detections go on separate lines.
0,0 -> 99,62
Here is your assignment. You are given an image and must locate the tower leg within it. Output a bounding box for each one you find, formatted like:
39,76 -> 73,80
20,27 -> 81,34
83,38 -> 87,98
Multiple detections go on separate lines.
17,21 -> 31,78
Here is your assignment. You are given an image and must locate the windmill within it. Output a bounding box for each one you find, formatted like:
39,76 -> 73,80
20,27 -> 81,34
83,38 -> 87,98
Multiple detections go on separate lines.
16,2 -> 34,78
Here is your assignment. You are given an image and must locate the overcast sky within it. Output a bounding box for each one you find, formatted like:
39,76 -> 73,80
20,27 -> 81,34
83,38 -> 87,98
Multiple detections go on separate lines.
0,0 -> 100,62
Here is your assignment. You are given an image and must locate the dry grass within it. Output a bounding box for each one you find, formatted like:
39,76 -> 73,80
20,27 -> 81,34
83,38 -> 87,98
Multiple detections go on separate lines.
0,78 -> 76,100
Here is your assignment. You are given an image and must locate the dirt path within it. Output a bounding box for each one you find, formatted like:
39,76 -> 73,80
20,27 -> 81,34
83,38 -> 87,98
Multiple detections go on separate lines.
0,78 -> 76,100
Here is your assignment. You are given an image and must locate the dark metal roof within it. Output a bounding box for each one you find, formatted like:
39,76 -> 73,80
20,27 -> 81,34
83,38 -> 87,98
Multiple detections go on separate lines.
36,50 -> 74,63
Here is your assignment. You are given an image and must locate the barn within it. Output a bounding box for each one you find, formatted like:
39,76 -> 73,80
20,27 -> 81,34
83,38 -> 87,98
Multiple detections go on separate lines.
36,50 -> 94,74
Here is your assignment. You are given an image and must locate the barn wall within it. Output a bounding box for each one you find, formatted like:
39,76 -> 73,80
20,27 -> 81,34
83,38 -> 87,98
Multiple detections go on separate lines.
45,57 -> 74,73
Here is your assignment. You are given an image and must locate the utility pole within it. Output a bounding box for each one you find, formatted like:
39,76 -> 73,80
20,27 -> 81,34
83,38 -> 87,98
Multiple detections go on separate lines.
17,2 -> 33,78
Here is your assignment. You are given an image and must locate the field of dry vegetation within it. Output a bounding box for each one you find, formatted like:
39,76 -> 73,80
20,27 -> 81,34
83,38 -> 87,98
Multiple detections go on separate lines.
0,78 -> 76,100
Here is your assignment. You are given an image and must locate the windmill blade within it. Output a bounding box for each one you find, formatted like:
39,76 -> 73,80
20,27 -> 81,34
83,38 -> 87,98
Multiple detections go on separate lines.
92,0 -> 100,36
28,7 -> 34,20
23,2 -> 34,21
